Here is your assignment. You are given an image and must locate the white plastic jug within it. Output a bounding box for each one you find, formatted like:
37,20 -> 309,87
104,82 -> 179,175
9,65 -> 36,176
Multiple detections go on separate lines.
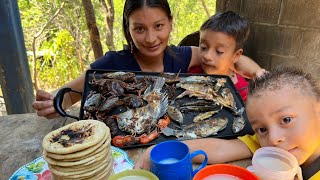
248,147 -> 303,180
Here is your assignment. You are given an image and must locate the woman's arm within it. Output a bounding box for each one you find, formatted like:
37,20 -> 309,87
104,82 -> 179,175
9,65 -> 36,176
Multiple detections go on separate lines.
32,71 -> 87,119
189,46 -> 201,68
59,72 -> 86,108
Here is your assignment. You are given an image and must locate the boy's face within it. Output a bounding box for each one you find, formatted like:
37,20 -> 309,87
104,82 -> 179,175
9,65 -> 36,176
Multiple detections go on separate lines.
246,87 -> 320,166
199,30 -> 242,75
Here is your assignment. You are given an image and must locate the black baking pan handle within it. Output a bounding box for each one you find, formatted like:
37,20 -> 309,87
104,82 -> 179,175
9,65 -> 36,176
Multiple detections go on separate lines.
53,87 -> 82,120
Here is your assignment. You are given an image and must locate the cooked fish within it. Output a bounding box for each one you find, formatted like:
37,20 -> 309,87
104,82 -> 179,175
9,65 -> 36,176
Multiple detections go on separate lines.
102,71 -> 135,82
180,76 -> 215,84
167,105 -> 184,124
221,88 -> 236,108
232,115 -> 246,133
160,72 -> 181,84
116,93 -> 168,134
83,92 -> 102,112
175,90 -> 215,101
182,100 -> 215,107
143,77 -> 166,103
213,78 -> 227,92
161,117 -> 228,139
98,96 -> 119,112
180,105 -> 221,112
116,77 -> 168,134
176,83 -> 216,95
193,106 -> 223,122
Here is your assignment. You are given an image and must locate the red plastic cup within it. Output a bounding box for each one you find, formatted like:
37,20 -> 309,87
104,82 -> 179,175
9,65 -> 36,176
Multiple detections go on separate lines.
193,164 -> 259,180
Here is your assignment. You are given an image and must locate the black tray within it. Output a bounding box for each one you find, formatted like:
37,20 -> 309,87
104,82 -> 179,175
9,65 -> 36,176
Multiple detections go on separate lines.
55,69 -> 254,148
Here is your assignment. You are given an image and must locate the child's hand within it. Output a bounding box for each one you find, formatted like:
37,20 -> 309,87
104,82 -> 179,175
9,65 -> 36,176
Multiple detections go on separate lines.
134,146 -> 153,170
254,69 -> 268,79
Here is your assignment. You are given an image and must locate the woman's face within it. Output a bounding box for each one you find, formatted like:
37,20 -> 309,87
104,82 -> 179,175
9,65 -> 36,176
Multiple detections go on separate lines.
128,6 -> 172,58
246,87 -> 320,166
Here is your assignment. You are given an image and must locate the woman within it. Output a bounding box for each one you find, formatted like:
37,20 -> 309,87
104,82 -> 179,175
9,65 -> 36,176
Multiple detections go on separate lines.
32,0 -> 262,119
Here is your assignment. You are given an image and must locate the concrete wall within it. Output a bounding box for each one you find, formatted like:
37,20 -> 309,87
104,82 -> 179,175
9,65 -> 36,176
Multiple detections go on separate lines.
217,0 -> 320,79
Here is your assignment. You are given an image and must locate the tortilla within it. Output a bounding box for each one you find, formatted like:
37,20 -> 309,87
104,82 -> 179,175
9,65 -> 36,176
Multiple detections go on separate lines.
60,142 -> 110,162
51,159 -> 112,179
44,145 -> 108,166
44,134 -> 110,160
89,163 -> 114,180
42,120 -> 108,154
48,149 -> 112,172
96,167 -> 114,180
52,165 -> 114,180
48,151 -> 112,176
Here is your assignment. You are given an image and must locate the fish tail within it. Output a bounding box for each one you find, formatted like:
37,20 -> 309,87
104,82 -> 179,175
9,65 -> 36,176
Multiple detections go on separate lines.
143,85 -> 152,96
158,92 -> 169,117
153,77 -> 166,92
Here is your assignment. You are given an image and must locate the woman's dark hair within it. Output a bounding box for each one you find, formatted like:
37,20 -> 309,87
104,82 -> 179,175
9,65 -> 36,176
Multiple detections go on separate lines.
200,11 -> 250,51
247,66 -> 320,100
123,0 -> 172,52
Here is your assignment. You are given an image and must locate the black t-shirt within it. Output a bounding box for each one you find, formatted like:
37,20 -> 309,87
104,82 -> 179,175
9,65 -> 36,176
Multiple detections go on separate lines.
90,45 -> 192,73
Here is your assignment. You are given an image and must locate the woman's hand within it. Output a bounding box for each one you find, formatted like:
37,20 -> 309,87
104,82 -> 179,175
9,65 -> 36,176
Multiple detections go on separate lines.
134,146 -> 153,170
32,90 -> 59,119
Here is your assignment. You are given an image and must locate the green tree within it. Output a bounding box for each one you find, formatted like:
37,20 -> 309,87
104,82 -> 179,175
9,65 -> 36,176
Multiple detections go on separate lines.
169,0 -> 216,45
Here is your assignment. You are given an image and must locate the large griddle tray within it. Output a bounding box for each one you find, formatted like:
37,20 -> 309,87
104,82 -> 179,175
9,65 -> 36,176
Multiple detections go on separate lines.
78,69 -> 254,148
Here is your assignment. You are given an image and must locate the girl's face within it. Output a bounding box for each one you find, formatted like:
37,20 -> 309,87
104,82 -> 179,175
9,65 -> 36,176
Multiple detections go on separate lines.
128,6 -> 172,58
199,30 -> 242,75
246,87 -> 320,166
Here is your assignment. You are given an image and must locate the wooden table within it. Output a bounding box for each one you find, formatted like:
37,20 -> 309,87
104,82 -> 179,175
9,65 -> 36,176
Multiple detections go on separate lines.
0,113 -> 251,180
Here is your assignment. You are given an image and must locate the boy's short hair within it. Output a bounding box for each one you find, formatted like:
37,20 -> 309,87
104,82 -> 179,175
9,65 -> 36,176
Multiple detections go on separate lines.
248,66 -> 320,100
200,11 -> 250,50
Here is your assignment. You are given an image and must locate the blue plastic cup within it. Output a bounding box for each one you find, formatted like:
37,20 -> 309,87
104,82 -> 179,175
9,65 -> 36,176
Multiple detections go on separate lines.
150,140 -> 208,180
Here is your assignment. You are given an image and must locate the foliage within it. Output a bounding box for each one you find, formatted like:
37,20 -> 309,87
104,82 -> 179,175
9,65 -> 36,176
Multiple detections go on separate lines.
19,0 -> 216,91
37,30 -> 81,89
169,0 -> 216,45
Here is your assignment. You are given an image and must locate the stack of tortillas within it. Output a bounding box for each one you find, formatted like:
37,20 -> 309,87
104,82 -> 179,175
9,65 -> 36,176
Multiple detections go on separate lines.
42,120 -> 113,179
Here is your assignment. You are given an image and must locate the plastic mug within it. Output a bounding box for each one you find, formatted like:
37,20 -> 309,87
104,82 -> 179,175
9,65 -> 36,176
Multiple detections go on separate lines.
248,147 -> 302,180
150,140 -> 208,180
193,164 -> 259,180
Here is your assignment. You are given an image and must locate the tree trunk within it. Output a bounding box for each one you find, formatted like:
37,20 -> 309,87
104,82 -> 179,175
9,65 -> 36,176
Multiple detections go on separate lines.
81,0 -> 103,59
100,0 -> 115,51
200,0 -> 211,18
74,7 -> 85,72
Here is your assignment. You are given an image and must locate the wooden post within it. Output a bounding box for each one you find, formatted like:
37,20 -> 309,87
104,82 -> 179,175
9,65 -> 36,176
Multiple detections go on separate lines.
0,0 -> 35,114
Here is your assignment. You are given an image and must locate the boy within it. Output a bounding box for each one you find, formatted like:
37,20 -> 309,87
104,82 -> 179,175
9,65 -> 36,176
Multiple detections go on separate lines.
189,11 -> 253,101
135,66 -> 320,180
